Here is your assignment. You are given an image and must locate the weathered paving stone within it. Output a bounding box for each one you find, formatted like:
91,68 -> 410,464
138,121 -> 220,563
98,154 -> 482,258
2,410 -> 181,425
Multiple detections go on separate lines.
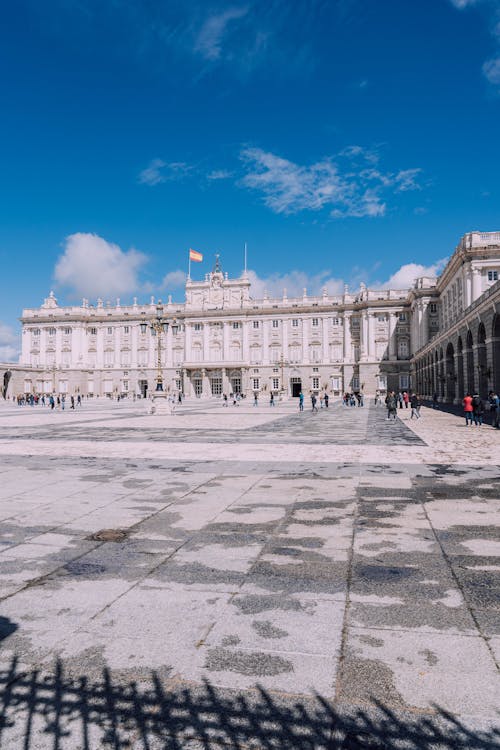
0,399 -> 499,748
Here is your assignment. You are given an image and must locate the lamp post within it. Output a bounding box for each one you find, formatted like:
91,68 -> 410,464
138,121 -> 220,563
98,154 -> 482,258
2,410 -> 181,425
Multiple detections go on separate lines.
278,352 -> 289,399
148,301 -> 170,414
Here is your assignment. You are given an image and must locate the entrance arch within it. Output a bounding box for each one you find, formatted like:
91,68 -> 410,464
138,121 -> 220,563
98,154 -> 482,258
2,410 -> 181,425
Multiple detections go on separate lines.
457,337 -> 464,400
477,323 -> 488,396
466,330 -> 474,394
493,314 -> 500,394
446,343 -> 456,402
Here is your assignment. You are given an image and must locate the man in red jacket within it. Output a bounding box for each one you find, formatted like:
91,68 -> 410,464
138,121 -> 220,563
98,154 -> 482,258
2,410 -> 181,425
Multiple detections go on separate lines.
463,393 -> 473,426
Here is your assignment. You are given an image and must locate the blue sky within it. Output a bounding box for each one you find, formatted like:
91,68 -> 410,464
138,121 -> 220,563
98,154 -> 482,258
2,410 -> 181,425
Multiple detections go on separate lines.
1,0 -> 500,359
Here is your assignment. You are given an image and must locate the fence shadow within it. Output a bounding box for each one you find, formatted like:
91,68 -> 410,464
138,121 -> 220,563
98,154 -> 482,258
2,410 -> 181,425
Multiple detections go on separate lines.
0,655 -> 498,749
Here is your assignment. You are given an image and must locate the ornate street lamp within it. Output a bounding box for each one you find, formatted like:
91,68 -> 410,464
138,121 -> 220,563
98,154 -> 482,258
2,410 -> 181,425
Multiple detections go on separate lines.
150,301 -> 169,392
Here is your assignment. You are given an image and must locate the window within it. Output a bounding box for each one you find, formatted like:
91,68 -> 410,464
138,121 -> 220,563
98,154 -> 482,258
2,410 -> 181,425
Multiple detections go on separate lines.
273,367 -> 279,373
61,351 -> 70,366
429,303 -> 437,314
313,367 -> 319,373
122,381 -> 129,392
292,319 -> 299,327
250,347 -> 261,363
488,270 -> 498,282
398,339 -> 409,358
138,350 -> 148,365
352,376 -> 360,390
124,326 -> 129,334
89,327 -> 97,336
378,374 -> 387,390
289,345 -> 301,362
309,344 -> 321,363
104,351 -> 114,366
63,327 -> 71,335
252,378 -> 260,390
253,320 -> 259,329
312,377 -> 320,390
399,374 -> 409,389
330,343 -> 342,362
272,377 -> 280,390
312,318 -> 319,327
32,328 -> 40,336
48,327 -> 56,336
107,327 -> 113,335
194,323 -> 202,331
232,322 -> 240,329
253,368 -> 259,374
398,312 -> 406,322
331,376 -> 341,391
272,320 -> 279,328
331,318 -> 339,326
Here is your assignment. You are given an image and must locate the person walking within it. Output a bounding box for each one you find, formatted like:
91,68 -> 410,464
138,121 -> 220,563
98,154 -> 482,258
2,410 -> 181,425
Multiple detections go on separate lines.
397,391 -> 403,409
488,391 -> 500,429
77,394 -> 82,407
432,392 -> 439,409
61,395 -> 65,411
385,391 -> 397,421
374,389 -> 380,406
472,392 -> 483,426
462,392 -> 473,426
324,393 -> 329,408
49,395 -> 55,410
403,391 -> 409,409
253,392 -> 258,407
222,393 -> 228,407
269,393 -> 275,407
319,393 -> 324,409
70,395 -> 75,410
311,393 -> 318,413
299,391 -> 304,412
410,393 -> 420,419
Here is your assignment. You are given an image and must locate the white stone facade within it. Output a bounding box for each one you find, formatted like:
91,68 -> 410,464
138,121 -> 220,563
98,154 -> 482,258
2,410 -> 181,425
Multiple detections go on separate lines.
3,231 -> 500,400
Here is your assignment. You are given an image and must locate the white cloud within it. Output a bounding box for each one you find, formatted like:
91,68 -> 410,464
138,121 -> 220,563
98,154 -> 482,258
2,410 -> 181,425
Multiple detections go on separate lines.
138,159 -> 192,186
54,233 -> 147,299
0,323 -> 20,363
240,147 -> 422,218
162,270 -> 187,288
195,6 -> 248,61
207,169 -> 233,180
483,56 -> 500,84
247,269 -> 344,299
449,0 -> 478,8
379,259 -> 448,289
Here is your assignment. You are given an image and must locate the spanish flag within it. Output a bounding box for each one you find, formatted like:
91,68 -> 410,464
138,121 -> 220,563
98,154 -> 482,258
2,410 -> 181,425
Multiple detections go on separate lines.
189,248 -> 203,262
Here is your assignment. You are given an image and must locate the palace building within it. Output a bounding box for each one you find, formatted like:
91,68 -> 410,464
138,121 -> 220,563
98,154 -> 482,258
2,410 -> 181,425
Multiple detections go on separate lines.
2,232 -> 500,402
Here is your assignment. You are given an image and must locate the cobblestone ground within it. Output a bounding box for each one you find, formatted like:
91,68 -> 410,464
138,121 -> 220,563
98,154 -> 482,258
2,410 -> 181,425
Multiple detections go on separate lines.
0,398 -> 499,749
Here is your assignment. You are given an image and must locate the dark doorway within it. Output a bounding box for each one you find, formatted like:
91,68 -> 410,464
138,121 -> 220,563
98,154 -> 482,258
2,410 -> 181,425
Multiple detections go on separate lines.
291,379 -> 302,397
139,379 -> 148,398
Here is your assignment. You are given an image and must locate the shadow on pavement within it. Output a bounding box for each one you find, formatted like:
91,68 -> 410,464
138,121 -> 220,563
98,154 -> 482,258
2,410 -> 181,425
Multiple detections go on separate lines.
0,656 -> 498,749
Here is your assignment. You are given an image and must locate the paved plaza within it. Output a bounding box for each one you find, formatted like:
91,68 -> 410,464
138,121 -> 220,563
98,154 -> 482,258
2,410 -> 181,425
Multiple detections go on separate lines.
0,398 -> 499,749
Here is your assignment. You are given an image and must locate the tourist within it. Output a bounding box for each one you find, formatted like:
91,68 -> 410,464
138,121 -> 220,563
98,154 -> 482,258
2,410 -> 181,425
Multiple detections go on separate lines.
462,392 -> 473,426
432,392 -> 439,409
77,394 -> 81,407
319,393 -> 324,409
385,391 -> 397,421
403,391 -> 409,409
70,395 -> 75,410
269,393 -> 275,407
49,395 -> 55,410
311,393 -> 318,413
410,393 -> 420,419
472,392 -> 483,427
222,393 -> 228,407
488,390 -> 500,429
397,391 -> 404,409
324,393 -> 329,408
299,391 -> 304,411
61,395 -> 65,410
374,389 -> 380,406
253,392 -> 258,406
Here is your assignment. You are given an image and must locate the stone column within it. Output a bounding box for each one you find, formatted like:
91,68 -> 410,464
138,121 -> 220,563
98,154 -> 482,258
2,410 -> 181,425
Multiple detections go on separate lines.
203,323 -> 210,361
367,312 -> 375,359
201,367 -> 210,398
55,327 -> 63,368
282,318 -> 289,361
360,311 -> 368,361
388,313 -> 398,359
472,267 -> 482,302
343,311 -> 352,362
263,320 -> 269,364
222,366 -> 230,395
321,317 -> 329,363
302,319 -> 309,363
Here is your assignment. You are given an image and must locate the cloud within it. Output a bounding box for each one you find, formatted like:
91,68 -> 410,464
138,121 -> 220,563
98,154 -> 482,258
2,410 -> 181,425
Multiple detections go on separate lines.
239,146 -> 422,218
54,233 -> 147,299
162,270 -> 187,288
449,0 -> 478,8
194,6 -> 248,61
379,259 -> 448,289
483,56 -> 500,84
138,160 -> 193,186
247,269 -> 344,299
0,323 -> 20,362
207,169 -> 233,180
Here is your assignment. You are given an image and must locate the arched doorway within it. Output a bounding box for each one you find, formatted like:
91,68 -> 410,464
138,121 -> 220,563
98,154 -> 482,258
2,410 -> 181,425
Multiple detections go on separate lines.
477,323 -> 488,396
493,314 -> 500,394
439,348 -> 445,398
457,337 -> 464,400
466,330 -> 474,395
446,343 -> 456,402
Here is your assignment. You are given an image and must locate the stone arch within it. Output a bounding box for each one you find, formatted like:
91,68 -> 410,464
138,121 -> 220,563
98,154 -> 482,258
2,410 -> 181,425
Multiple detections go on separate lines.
457,336 -> 464,400
493,313 -> 500,394
465,329 -> 474,395
477,321 -> 488,396
445,342 -> 456,402
438,347 -> 445,398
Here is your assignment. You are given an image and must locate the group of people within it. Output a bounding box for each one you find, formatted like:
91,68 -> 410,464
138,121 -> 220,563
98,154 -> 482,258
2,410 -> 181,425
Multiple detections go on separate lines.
463,391 -> 500,428
14,393 -> 82,409
343,392 -> 364,407
384,391 -> 421,420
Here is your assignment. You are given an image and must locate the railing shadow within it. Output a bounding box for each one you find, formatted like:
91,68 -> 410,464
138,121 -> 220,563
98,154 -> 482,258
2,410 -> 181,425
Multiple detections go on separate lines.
0,655 -> 498,749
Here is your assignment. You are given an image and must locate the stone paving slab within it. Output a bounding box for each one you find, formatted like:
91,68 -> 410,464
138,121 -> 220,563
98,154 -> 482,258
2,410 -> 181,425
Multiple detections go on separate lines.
0,399 -> 498,748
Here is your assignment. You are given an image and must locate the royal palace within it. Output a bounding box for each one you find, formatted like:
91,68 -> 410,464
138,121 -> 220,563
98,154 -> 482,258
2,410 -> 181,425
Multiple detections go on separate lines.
2,231 -> 500,403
